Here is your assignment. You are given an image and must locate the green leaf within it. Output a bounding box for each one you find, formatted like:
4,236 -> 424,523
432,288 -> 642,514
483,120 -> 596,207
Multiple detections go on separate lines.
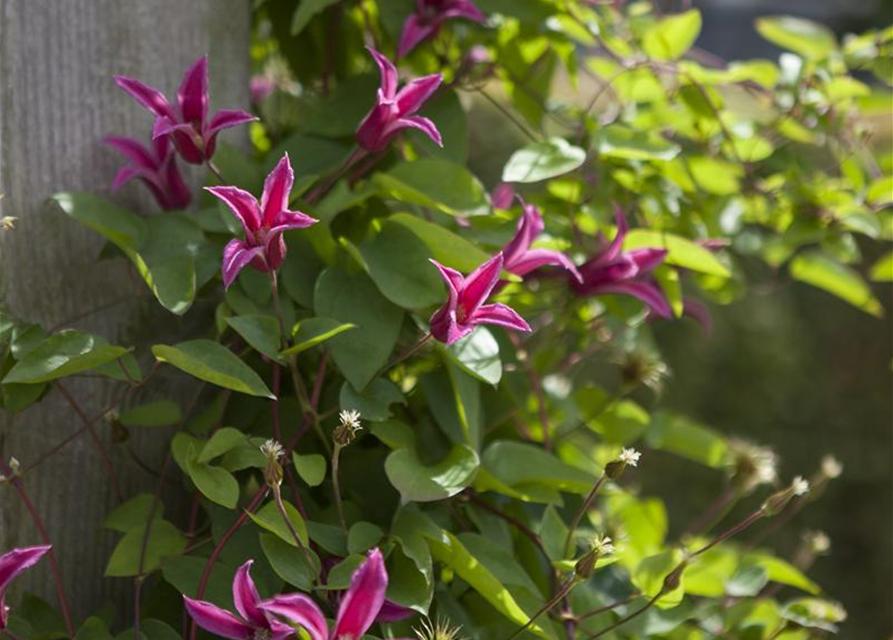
870,251 -> 893,282
502,137 -> 586,183
198,427 -> 247,463
375,159 -> 487,215
597,126 -> 680,161
747,553 -> 821,595
118,401 -> 182,428
407,89 -> 468,163
642,9 -> 702,61
727,563 -> 770,597
186,456 -> 240,508
789,251 -> 883,317
105,519 -> 185,577
152,340 -> 275,398
361,221 -> 444,309
340,378 -> 404,421
314,269 -> 404,390
481,440 -> 598,497
248,500 -> 310,547
260,533 -> 319,592
424,529 -> 550,638
283,318 -> 356,356
291,0 -> 340,34
385,444 -> 480,504
103,494 -> 159,532
3,330 -> 131,384
74,617 -> 114,640
347,521 -> 384,554
52,192 -> 145,250
443,327 -> 502,386
624,229 -> 731,278
688,156 -> 743,195
292,452 -> 327,487
631,550 -> 686,609
225,315 -> 282,361
388,213 -> 492,273
646,411 -> 728,468
755,16 -> 837,59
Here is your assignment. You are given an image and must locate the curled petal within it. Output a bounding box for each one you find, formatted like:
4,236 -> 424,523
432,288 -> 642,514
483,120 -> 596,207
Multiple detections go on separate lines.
460,253 -> 503,315
367,47 -> 399,99
105,136 -> 159,172
114,76 -> 175,120
430,306 -> 471,345
162,156 -> 193,210
205,186 -> 262,234
508,248 -> 581,282
397,15 -> 439,58
391,115 -> 442,147
395,74 -> 443,115
178,55 -> 209,124
491,182 -> 515,210
376,599 -> 416,623
444,0 -> 487,22
183,597 -> 255,640
501,200 -> 542,266
222,239 -> 265,289
627,247 -> 668,274
269,210 -> 318,234
0,546 -> 51,594
682,297 -> 713,335
430,259 -> 463,304
597,281 -> 674,318
260,154 -> 295,226
232,561 -> 267,627
472,302 -> 531,333
207,109 -> 258,138
333,548 -> 388,640
111,166 -> 144,192
595,205 -> 629,266
260,594 -> 327,640
356,104 -> 393,153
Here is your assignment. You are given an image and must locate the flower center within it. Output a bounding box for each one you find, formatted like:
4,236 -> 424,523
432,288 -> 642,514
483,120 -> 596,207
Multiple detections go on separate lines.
253,629 -> 271,640
456,303 -> 468,323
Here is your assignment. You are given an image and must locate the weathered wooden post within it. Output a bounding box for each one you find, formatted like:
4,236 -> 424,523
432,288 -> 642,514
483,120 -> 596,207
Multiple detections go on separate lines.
0,0 -> 250,619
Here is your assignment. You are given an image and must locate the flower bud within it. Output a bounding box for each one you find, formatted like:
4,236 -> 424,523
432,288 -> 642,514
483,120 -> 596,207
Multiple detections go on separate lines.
260,439 -> 284,488
334,410 -> 363,447
762,476 -> 809,516
574,535 -> 614,579
661,563 -> 686,594
605,448 -> 641,480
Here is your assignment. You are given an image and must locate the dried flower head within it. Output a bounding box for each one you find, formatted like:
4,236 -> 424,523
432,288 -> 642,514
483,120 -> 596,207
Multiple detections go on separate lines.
0,216 -> 17,231
592,535 -> 615,556
791,475 -> 810,496
414,617 -> 467,640
334,410 -> 363,446
260,439 -> 284,461
260,439 -> 284,488
803,530 -> 831,555
728,438 -> 779,489
821,455 -> 843,479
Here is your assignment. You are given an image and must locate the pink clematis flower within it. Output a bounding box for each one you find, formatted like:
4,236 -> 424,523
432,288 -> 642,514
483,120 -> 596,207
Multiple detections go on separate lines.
184,561 -> 297,640
206,153 -> 317,289
115,55 -> 256,165
502,198 -> 581,282
1,545 -> 51,629
260,548 -> 412,640
356,48 -> 443,153
105,120 -> 192,211
398,0 -> 487,58
572,207 -> 672,318
429,253 -> 531,345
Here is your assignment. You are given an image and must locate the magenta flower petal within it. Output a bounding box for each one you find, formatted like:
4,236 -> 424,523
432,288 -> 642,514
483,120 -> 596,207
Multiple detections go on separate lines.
598,281 -> 674,318
491,182 -> 515,210
106,132 -> 191,211
395,116 -> 443,147
682,297 -> 712,335
183,597 -> 255,640
397,15 -> 437,59
268,210 -> 318,234
105,136 -> 158,172
444,0 -> 487,21
260,594 -> 328,640
356,105 -> 394,153
460,252 -> 503,313
232,561 -> 268,627
333,548 -> 388,640
509,248 -> 582,282
222,239 -> 265,289
368,47 -> 399,99
395,74 -> 443,114
206,186 -> 263,234
627,247 -> 668,273
114,76 -> 175,120
207,109 -> 258,137
0,545 -> 51,628
472,302 -> 532,333
260,153 -> 295,226
375,599 -> 417,623
178,55 -> 209,124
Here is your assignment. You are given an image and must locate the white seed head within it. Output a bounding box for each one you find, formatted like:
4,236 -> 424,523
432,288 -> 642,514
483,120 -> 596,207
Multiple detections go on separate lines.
791,475 -> 810,496
618,448 -> 641,467
821,455 -> 843,479
804,530 -> 831,554
339,409 -> 362,431
729,439 -> 778,487
259,439 -> 284,461
414,617 -> 467,640
1,216 -> 17,231
592,535 -> 615,556
8,457 -> 20,473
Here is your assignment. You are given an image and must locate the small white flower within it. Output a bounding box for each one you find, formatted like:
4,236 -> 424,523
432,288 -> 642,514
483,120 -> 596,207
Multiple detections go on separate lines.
618,448 -> 641,467
791,475 -> 810,496
8,457 -> 20,473
821,455 -> 843,479
592,535 -> 615,556
259,439 -> 284,461
339,409 -> 362,431
1,216 -> 17,231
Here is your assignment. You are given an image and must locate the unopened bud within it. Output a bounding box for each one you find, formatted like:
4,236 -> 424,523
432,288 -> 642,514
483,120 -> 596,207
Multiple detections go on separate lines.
334,410 -> 362,446
574,535 -> 614,579
661,563 -> 686,594
260,439 -> 284,488
605,448 -> 640,479
762,476 -> 810,516
1,456 -> 21,482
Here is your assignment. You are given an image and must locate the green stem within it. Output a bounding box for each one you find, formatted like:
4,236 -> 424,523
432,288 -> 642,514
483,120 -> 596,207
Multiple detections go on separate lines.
504,577 -> 579,640
564,474 -> 607,558
332,443 -> 348,534
271,484 -> 316,577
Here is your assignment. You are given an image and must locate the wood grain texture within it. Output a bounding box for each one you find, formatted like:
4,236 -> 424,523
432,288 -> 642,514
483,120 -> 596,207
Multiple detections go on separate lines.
0,0 -> 250,620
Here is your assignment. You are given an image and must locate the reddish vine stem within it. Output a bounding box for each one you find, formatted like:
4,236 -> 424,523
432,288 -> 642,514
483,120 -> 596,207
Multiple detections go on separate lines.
304,147 -> 365,205
1,462 -> 75,636
55,382 -> 125,502
188,486 -> 269,640
577,593 -> 641,621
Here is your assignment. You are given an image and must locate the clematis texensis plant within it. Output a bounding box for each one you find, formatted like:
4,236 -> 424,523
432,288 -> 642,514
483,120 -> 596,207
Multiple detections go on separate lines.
397,0 -> 487,58
115,55 -> 256,165
356,48 -> 443,154
206,152 -> 317,289
572,207 -> 672,318
430,252 -> 531,345
260,548 -> 412,640
502,197 -> 581,282
0,545 -> 51,629
105,120 -> 191,211
184,560 -> 296,640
